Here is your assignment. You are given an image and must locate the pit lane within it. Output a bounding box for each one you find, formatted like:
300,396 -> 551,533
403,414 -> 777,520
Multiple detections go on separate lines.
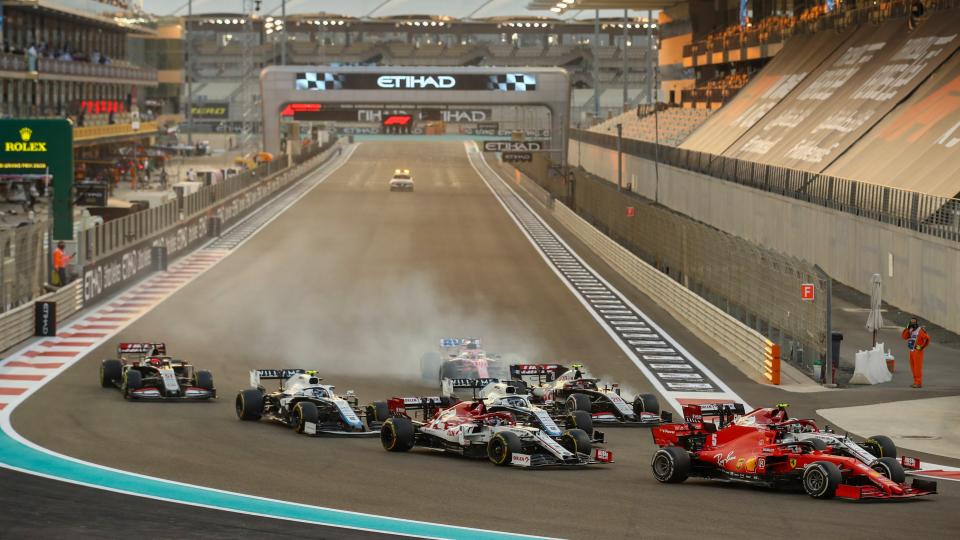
10,142 -> 958,538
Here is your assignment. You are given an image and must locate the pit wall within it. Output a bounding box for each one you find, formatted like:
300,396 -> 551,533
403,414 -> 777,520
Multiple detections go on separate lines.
569,138 -> 960,334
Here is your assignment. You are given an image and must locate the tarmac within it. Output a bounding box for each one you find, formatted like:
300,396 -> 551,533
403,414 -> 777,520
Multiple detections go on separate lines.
10,141 -> 957,538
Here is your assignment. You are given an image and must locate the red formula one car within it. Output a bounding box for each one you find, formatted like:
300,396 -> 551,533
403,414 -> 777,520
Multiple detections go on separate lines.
650,403 -> 937,501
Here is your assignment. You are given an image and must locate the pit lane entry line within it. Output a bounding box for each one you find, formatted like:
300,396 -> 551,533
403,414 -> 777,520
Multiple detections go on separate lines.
0,144 -> 554,539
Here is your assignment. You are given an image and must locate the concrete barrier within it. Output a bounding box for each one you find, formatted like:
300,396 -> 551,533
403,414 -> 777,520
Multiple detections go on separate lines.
569,138 -> 960,335
497,156 -> 781,385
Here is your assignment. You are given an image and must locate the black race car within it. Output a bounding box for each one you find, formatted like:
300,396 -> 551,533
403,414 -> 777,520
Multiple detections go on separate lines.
99,343 -> 216,400
510,364 -> 667,427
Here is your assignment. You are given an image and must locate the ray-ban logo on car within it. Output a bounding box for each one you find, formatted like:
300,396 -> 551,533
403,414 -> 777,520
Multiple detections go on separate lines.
376,75 -> 456,89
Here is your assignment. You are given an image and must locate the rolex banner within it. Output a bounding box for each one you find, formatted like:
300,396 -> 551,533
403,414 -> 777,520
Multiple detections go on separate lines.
0,119 -> 73,239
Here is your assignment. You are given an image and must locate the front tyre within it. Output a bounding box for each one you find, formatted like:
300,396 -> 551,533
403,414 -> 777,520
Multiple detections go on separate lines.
864,435 -> 897,459
194,370 -> 214,390
565,393 -> 592,413
292,401 -> 319,434
121,370 -> 142,398
560,428 -> 592,457
381,417 -> 415,452
565,410 -> 594,438
634,393 -> 660,415
236,389 -> 263,420
872,456 -> 906,484
652,447 -> 690,483
802,461 -> 842,499
487,431 -> 523,466
100,360 -> 122,388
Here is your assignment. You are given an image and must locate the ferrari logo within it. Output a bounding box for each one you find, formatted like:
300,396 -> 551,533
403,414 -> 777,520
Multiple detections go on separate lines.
746,457 -> 757,472
789,458 -> 797,469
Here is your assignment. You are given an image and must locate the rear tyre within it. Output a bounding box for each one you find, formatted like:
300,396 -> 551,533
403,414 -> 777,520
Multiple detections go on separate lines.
802,461 -> 842,499
565,393 -> 592,413
381,417 -> 415,452
651,447 -> 690,483
194,370 -> 214,390
865,435 -> 897,459
634,393 -> 660,415
235,389 -> 263,420
487,431 -> 523,466
100,360 -> 122,388
565,410 -> 594,437
560,428 -> 592,457
292,402 -> 319,434
873,456 -> 906,484
366,401 -> 390,427
121,370 -> 142,398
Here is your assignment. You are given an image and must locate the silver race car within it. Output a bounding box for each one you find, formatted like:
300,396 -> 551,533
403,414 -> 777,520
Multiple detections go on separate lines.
236,369 -> 376,436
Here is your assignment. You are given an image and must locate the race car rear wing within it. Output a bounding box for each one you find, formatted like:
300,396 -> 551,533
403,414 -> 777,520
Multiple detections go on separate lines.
441,377 -> 499,397
117,342 -> 166,356
682,403 -> 746,427
386,396 -> 446,419
509,364 -> 566,385
439,338 -> 481,349
249,369 -> 306,388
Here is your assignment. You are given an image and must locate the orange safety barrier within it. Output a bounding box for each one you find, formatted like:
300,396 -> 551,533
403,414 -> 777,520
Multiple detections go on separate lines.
764,342 -> 781,385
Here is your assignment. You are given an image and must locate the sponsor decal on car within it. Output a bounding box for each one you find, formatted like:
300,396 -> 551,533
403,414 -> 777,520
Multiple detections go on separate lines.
593,448 -> 614,463
511,453 -> 532,467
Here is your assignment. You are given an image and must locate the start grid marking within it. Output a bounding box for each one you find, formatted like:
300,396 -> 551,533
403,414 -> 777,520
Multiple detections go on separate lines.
465,142 -> 742,412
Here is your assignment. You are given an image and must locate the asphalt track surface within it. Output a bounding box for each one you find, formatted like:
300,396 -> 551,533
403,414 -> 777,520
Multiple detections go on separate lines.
9,142 -> 959,539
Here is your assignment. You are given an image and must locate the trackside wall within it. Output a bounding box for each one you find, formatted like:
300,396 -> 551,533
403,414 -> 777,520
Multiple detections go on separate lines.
568,138 -> 960,334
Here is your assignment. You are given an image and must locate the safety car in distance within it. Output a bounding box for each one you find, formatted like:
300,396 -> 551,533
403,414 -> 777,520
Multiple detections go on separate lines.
650,402 -> 937,500
511,364 -> 665,427
389,169 -> 414,191
420,338 -> 510,398
99,343 -> 216,400
236,369 -> 376,436
377,396 -> 612,468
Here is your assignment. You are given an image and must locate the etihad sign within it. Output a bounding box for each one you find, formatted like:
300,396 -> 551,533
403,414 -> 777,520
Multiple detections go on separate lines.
376,75 -> 456,89
5,127 -> 47,152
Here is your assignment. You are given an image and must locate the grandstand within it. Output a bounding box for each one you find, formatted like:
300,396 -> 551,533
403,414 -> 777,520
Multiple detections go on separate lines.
589,107 -> 713,147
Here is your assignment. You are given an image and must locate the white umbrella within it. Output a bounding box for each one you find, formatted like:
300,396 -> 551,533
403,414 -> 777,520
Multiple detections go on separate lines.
866,273 -> 884,346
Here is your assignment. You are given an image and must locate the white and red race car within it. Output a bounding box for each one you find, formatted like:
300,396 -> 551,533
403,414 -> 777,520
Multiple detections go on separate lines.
376,396 -> 613,468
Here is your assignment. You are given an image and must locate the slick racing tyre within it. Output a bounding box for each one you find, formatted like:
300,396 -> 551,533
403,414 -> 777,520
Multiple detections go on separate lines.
872,456 -> 906,484
802,461 -> 842,499
864,435 -> 897,459
236,389 -> 264,421
292,402 -> 319,434
565,410 -> 594,437
121,370 -> 142,398
366,401 -> 391,426
565,393 -> 592,413
560,428 -> 592,457
381,417 -> 415,452
652,447 -> 690,483
194,370 -> 214,390
487,431 -> 523,466
100,360 -> 122,388
634,393 -> 660,415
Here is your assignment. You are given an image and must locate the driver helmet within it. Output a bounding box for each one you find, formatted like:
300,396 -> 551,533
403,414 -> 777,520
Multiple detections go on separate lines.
147,357 -> 163,367
572,363 -> 584,379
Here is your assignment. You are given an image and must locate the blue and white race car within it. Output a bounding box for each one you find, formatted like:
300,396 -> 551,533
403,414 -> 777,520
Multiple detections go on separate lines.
236,369 -> 377,436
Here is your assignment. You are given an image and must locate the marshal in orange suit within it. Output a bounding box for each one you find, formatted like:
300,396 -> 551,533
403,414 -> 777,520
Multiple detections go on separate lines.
901,318 -> 930,388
